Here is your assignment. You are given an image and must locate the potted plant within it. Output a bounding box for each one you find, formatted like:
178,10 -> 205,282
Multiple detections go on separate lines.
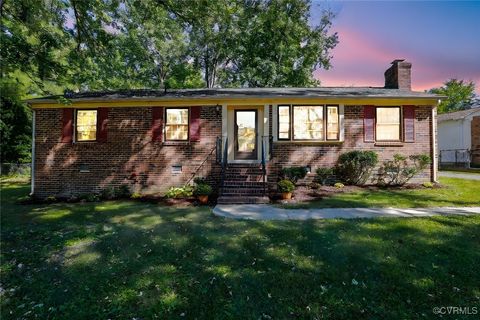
277,179 -> 295,200
194,183 -> 213,204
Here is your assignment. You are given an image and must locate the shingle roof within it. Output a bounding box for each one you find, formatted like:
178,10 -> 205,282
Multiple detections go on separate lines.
437,108 -> 480,122
27,87 -> 442,103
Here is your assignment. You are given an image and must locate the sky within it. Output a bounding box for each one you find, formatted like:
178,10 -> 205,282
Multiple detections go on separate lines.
311,0 -> 480,93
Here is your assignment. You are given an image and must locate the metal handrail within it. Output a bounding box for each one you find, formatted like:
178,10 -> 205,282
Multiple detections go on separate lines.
261,136 -> 268,197
186,141 -> 218,185
220,137 -> 228,195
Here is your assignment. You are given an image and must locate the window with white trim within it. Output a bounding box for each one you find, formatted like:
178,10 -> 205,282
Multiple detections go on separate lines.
277,105 -> 340,141
76,110 -> 97,141
376,107 -> 401,141
165,108 -> 189,141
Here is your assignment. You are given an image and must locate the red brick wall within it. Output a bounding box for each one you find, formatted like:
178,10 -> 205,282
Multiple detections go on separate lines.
33,107 -> 222,198
471,116 -> 480,166
267,105 -> 434,185
34,105 -> 434,198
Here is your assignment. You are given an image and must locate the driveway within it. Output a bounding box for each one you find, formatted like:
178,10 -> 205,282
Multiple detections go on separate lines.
439,171 -> 480,180
213,205 -> 480,220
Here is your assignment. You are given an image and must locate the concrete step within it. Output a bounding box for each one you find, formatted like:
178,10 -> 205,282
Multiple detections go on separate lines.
223,181 -> 265,187
217,196 -> 270,204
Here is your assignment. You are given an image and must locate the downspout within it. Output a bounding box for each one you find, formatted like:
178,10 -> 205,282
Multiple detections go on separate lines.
30,110 -> 36,196
431,102 -> 439,182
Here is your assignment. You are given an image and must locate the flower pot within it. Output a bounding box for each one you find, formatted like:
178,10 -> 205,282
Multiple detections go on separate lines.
198,195 -> 209,204
281,192 -> 292,200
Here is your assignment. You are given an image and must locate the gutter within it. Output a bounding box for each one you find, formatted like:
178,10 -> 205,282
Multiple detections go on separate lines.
30,110 -> 36,196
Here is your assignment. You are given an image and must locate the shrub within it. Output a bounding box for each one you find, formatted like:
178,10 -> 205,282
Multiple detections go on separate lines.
100,186 -> 116,200
193,177 -> 207,185
335,151 -> 378,185
165,185 -> 194,199
117,184 -> 132,198
334,182 -> 345,189
377,154 -> 432,186
422,182 -> 434,188
79,193 -> 100,202
316,167 -> 334,186
280,166 -> 308,184
193,183 -> 213,196
45,195 -> 57,203
130,192 -> 143,199
278,179 -> 295,193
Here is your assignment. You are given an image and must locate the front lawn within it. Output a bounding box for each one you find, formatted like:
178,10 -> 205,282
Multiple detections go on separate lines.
1,181 -> 480,319
283,177 -> 480,209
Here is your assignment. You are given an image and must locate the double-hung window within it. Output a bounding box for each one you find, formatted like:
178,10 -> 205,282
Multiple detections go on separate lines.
165,108 -> 189,141
277,105 -> 340,141
76,110 -> 97,141
376,107 -> 401,141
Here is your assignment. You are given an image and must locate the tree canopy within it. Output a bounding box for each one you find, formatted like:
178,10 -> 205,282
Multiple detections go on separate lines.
429,79 -> 476,114
1,0 -> 338,163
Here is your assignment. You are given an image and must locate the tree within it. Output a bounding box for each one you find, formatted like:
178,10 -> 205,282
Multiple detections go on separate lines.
429,79 -> 476,114
231,0 -> 338,87
0,80 -> 32,163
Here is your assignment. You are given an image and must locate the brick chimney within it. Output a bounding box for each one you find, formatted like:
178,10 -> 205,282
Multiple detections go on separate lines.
384,59 -> 412,90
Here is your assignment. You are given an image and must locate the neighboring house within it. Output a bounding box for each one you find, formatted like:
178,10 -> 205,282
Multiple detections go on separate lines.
437,107 -> 480,168
27,59 -> 442,203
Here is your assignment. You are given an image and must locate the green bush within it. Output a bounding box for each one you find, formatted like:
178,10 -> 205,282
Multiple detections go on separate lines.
165,185 -> 194,199
335,151 -> 378,185
280,166 -> 308,184
117,184 -> 132,198
100,186 -> 116,200
316,167 -> 334,186
334,182 -> 345,189
378,154 -> 432,186
79,193 -> 100,202
278,179 -> 295,193
130,192 -> 143,199
193,183 -> 213,196
422,182 -> 434,188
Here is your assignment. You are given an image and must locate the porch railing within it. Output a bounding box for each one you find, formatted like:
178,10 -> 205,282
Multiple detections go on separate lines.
220,137 -> 228,195
261,135 -> 271,197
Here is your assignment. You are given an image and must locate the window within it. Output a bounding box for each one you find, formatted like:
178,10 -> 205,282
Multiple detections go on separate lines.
278,105 -> 290,139
293,106 -> 324,140
165,108 -> 189,140
376,107 -> 401,141
327,106 -> 339,140
76,110 -> 97,141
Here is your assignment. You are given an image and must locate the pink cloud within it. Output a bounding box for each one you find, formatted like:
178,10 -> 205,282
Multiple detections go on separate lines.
316,27 -> 480,94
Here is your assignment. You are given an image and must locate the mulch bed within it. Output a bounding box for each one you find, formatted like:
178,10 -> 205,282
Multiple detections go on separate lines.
272,182 -> 444,204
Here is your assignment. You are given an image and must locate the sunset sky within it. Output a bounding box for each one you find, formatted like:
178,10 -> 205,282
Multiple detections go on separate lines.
311,1 -> 480,93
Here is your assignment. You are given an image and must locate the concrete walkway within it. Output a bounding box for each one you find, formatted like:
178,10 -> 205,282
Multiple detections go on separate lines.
213,205 -> 480,220
439,171 -> 480,180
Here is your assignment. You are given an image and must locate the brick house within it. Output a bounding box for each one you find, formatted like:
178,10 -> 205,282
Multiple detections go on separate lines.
27,60 -> 442,203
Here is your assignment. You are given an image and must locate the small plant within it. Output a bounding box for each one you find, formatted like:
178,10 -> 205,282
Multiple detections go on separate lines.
193,183 -> 213,196
45,195 -> 57,203
335,151 -> 378,185
316,167 -> 334,186
193,177 -> 207,185
278,179 -> 295,193
165,185 -> 194,199
334,182 -> 345,189
378,154 -> 432,186
100,186 -> 116,200
117,184 -> 132,198
422,182 -> 434,188
79,193 -> 100,202
130,192 -> 143,199
280,166 -> 308,184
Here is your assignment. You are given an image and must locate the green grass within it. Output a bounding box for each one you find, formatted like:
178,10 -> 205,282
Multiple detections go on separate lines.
440,168 -> 480,174
284,177 -> 480,209
1,181 -> 480,319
